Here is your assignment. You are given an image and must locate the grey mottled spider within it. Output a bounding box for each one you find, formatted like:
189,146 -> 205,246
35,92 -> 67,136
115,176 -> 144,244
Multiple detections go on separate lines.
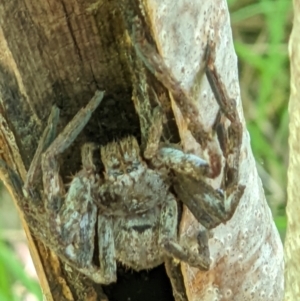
22,42 -> 244,290
22,91 -> 211,285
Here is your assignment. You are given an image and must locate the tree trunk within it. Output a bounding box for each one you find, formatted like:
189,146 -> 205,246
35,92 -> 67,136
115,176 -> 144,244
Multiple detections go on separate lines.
0,1 -> 283,301
285,0 -> 300,299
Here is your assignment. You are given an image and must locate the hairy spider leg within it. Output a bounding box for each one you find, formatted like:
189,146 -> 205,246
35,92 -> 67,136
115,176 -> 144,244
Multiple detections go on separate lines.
173,173 -> 233,229
97,215 -> 117,283
143,104 -> 210,179
132,18 -> 210,147
40,91 -> 111,283
149,140 -> 231,229
132,17 -> 222,179
131,16 -> 245,225
24,105 -> 60,197
42,90 -> 103,212
205,42 -> 245,212
164,257 -> 189,301
205,41 -> 244,180
158,194 -> 210,269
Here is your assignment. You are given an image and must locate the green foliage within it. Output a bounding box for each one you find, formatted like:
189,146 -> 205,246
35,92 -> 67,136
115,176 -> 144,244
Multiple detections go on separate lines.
228,0 -> 291,235
0,239 -> 42,301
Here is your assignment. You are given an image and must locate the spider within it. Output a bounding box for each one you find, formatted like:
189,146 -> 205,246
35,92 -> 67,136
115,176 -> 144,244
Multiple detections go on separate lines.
21,27 -> 244,294
20,90 -> 206,284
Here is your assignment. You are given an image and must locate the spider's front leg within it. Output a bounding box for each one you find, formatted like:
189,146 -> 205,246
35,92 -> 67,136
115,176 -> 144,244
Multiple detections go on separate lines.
144,106 -> 229,229
205,42 -> 244,193
144,106 -> 210,179
132,18 -> 245,227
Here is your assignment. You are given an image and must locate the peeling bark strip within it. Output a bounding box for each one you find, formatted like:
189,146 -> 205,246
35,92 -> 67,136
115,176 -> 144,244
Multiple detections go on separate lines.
0,0 -> 283,301
285,0 -> 300,299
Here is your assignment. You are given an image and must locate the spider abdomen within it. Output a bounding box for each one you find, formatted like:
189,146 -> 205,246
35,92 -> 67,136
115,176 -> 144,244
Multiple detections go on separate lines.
114,208 -> 165,270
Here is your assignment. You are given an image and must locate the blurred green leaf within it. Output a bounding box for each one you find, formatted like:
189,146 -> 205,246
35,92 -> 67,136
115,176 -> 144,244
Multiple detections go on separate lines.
274,216 -> 287,232
0,240 -> 42,301
229,0 -> 290,237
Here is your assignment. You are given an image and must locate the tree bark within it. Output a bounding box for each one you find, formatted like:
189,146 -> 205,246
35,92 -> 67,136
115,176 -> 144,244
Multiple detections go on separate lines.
0,1 -> 283,301
285,0 -> 300,300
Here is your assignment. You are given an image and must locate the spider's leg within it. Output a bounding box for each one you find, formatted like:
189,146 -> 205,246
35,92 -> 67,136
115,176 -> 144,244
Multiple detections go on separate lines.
58,173 -> 98,267
147,127 -> 233,228
134,18 -> 244,221
43,91 -> 104,159
57,142 -> 115,284
165,258 -> 189,301
40,91 -> 107,282
41,91 -> 103,212
173,173 -> 235,229
132,16 -> 244,223
23,105 -> 60,197
97,215 -> 117,284
160,135 -> 243,228
156,146 -> 210,179
132,17 -> 211,147
205,43 -> 245,212
143,106 -> 163,160
205,42 -> 243,174
132,18 -> 223,178
158,194 -> 210,270
80,142 -> 99,170
155,146 -> 239,229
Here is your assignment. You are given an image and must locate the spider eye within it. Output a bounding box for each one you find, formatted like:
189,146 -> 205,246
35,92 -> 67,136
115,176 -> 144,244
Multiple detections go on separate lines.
126,163 -> 139,173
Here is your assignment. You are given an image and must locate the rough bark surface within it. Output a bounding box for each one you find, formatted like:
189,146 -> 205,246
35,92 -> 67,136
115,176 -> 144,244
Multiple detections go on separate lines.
0,0 -> 283,301
285,0 -> 300,299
